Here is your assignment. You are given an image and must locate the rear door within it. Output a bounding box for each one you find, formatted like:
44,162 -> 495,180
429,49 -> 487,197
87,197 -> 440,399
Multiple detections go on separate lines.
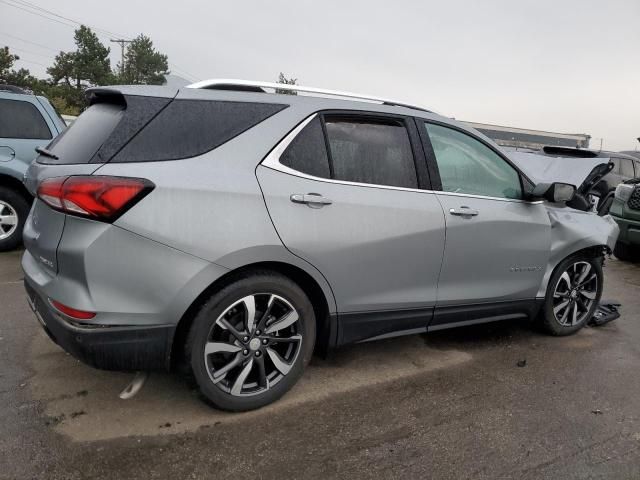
0,96 -> 55,166
257,112 -> 446,342
418,121 -> 551,326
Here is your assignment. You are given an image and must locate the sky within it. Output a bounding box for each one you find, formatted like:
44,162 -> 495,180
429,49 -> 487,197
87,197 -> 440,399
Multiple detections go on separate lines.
2,0 -> 639,151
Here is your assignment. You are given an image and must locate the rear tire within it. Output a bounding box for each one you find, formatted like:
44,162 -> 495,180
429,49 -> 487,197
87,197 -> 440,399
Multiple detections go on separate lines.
540,255 -> 603,336
0,186 -> 30,252
186,271 -> 315,411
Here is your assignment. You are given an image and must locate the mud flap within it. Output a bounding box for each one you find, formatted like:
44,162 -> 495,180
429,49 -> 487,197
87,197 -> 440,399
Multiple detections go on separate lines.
589,299 -> 621,326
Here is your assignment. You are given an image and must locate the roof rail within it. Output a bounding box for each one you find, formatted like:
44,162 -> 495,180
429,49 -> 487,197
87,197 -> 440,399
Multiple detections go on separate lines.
186,79 -> 431,113
0,84 -> 29,94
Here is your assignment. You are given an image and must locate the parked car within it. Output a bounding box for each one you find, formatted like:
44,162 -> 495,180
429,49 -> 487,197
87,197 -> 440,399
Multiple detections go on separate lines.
0,85 -> 66,250
609,179 -> 640,261
22,80 -> 618,411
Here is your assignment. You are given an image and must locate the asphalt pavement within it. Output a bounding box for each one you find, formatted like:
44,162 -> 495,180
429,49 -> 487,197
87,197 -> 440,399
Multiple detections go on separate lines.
1,249 -> 640,479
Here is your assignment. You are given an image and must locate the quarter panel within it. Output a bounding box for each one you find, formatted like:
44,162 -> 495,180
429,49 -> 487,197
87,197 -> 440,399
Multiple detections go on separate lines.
23,216 -> 228,327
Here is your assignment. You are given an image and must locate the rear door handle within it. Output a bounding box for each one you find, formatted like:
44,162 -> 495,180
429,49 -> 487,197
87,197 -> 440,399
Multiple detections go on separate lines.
449,206 -> 479,217
290,193 -> 333,208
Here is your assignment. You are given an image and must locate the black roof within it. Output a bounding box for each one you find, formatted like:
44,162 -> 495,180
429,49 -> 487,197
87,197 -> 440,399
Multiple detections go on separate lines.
0,84 -> 28,94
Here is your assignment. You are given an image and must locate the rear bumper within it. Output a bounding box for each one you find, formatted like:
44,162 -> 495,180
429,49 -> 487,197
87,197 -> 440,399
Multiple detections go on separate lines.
24,279 -> 173,371
610,213 -> 640,246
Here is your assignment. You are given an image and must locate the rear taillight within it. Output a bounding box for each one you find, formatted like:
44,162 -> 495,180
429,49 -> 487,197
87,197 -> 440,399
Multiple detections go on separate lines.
37,176 -> 154,222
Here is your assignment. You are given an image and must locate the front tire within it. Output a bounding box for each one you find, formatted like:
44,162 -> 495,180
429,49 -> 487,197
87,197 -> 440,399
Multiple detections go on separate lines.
0,187 -> 29,252
540,255 -> 603,336
186,271 -> 315,411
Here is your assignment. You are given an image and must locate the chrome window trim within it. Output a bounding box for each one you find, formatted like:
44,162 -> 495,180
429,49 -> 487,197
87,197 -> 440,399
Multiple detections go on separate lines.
261,113 -> 543,205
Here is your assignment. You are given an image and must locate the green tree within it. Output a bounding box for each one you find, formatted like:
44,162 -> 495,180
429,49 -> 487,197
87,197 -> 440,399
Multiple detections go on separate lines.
0,46 -> 19,77
47,25 -> 112,110
0,46 -> 37,87
276,72 -> 297,95
118,34 -> 169,85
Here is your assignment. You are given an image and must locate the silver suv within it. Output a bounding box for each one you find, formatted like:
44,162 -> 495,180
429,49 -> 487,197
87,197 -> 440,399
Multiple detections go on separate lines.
22,80 -> 619,411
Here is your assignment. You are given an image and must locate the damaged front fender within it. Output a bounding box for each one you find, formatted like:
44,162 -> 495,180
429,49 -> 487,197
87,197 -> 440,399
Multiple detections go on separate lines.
536,206 -> 619,297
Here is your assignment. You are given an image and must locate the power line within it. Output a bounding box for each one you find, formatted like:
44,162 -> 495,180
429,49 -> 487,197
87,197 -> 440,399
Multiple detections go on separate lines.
2,0 -> 201,82
0,0 -> 78,29
13,56 -> 49,69
3,0 -> 129,40
2,44 -> 54,60
0,31 -> 61,53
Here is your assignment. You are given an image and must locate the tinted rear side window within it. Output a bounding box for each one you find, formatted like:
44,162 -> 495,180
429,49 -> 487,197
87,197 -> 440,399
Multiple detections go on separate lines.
40,103 -> 124,164
280,117 -> 330,178
324,117 -> 418,188
0,98 -> 51,139
112,100 -> 287,162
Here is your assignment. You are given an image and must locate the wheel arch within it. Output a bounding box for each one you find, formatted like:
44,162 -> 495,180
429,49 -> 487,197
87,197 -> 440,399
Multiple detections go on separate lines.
0,173 -> 33,202
537,244 -> 609,298
169,260 -> 337,371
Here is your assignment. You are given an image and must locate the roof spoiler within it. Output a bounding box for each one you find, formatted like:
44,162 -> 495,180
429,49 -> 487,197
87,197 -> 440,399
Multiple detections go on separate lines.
85,85 -> 178,106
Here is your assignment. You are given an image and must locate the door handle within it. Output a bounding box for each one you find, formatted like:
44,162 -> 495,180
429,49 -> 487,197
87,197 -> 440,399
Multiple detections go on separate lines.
290,193 -> 333,207
449,206 -> 479,217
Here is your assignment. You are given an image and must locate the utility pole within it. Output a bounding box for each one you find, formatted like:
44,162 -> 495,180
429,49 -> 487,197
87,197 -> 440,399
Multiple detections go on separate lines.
110,39 -> 132,77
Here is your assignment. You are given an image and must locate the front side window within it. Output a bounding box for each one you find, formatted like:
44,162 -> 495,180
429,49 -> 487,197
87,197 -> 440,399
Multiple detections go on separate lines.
424,123 -> 521,199
620,158 -> 635,178
324,117 -> 418,189
0,98 -> 51,139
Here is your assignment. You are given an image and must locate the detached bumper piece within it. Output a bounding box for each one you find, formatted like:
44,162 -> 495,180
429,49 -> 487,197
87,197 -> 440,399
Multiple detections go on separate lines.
589,299 -> 621,327
24,280 -> 173,371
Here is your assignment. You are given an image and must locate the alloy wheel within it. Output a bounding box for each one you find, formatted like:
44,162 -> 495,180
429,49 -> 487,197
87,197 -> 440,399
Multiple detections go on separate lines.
552,261 -> 598,327
204,293 -> 303,397
0,201 -> 18,241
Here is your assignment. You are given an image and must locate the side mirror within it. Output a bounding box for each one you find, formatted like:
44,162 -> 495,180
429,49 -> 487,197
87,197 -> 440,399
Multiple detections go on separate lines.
532,182 -> 576,203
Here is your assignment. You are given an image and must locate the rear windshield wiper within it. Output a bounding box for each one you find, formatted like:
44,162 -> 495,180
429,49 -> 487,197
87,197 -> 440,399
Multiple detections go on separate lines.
35,146 -> 59,160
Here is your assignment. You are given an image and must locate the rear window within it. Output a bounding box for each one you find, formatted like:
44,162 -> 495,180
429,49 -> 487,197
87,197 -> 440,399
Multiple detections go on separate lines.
280,117 -> 331,178
111,99 -> 287,163
0,98 -> 51,139
40,97 -> 287,165
40,102 -> 124,164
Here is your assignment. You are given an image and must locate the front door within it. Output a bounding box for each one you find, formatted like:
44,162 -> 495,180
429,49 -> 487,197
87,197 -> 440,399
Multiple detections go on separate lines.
419,121 -> 551,325
258,113 -> 446,343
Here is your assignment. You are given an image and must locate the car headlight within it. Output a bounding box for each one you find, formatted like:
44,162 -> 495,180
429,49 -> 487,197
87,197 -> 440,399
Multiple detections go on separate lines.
615,183 -> 636,202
